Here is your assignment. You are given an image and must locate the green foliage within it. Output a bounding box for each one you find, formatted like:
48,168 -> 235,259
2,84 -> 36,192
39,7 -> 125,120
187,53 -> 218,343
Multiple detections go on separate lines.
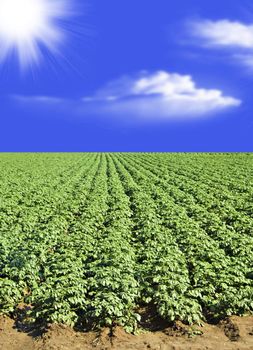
0,153 -> 252,331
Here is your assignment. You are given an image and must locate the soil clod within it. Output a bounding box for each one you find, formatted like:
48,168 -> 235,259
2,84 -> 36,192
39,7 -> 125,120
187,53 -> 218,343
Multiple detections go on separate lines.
221,318 -> 240,342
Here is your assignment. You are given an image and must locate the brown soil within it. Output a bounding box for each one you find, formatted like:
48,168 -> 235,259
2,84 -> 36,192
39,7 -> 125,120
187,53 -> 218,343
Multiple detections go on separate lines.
0,316 -> 34,350
0,315 -> 253,350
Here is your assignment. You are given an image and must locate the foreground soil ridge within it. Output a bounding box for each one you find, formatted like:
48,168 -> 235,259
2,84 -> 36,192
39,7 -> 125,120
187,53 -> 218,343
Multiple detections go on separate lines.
1,315 -> 253,350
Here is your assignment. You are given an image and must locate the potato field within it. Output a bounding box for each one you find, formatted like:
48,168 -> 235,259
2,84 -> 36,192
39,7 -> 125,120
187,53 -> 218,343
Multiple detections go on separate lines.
0,153 -> 252,333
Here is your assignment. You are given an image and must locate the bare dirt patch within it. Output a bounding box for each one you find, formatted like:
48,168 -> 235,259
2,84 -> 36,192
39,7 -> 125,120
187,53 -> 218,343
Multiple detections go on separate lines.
0,316 -> 253,350
0,316 -> 34,350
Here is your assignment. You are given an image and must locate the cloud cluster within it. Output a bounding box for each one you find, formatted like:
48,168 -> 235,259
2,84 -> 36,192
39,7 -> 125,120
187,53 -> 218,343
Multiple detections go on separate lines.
188,19 -> 253,69
15,71 -> 240,121
190,19 -> 253,48
14,20 -> 248,121
84,71 -> 241,119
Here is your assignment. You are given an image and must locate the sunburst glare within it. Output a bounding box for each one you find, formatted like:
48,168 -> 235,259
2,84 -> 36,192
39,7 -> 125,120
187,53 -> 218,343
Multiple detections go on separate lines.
0,0 -> 71,69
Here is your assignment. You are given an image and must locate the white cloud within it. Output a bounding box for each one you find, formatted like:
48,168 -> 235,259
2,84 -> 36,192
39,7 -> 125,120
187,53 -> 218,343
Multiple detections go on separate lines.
188,19 -> 253,69
84,71 -> 241,119
11,71 -> 241,120
189,19 -> 253,48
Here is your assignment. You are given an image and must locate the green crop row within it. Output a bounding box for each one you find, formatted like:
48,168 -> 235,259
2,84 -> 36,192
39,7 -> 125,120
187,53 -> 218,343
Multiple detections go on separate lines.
0,153 -> 252,331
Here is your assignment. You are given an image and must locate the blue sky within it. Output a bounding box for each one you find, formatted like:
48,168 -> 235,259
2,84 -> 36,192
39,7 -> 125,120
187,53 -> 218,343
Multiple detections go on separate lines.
0,0 -> 253,151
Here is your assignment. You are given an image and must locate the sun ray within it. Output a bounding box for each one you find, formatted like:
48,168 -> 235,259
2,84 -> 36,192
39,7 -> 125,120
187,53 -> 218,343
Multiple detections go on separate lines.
0,0 -> 71,69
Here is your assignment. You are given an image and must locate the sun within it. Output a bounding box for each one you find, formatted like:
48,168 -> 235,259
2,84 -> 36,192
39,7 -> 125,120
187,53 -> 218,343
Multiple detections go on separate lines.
0,0 -> 70,69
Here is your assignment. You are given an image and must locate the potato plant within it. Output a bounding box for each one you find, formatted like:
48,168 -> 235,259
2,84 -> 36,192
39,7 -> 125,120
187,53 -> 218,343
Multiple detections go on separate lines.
0,153 -> 252,330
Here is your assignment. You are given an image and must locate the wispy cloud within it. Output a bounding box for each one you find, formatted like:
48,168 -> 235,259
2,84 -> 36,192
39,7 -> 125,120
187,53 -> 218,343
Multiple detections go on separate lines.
11,71 -> 241,121
83,71 -> 241,119
12,94 -> 64,104
232,53 -> 253,69
188,19 -> 253,69
189,19 -> 253,48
